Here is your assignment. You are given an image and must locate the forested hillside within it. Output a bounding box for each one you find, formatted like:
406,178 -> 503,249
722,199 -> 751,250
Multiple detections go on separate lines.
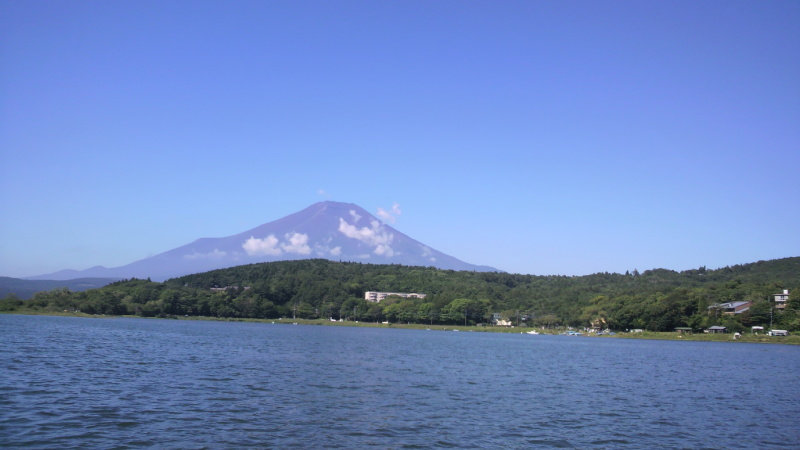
4,257 -> 798,332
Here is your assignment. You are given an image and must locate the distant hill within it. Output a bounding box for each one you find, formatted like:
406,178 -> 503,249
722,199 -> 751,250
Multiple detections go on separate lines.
27,201 -> 500,281
0,277 -> 120,300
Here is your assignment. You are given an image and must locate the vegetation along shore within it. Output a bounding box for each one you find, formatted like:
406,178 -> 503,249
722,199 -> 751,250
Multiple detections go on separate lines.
2,257 -> 798,343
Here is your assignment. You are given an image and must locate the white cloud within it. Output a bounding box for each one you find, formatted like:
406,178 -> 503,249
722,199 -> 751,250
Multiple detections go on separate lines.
420,245 -> 436,262
376,202 -> 402,224
338,218 -> 394,256
313,240 -> 342,257
349,209 -> 361,223
243,233 -> 312,256
376,208 -> 392,222
184,249 -> 227,260
374,244 -> 394,257
243,235 -> 282,256
281,232 -> 311,255
339,218 -> 393,246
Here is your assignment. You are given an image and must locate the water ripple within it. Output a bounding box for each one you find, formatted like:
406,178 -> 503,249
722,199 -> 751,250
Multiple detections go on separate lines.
2,315 -> 800,448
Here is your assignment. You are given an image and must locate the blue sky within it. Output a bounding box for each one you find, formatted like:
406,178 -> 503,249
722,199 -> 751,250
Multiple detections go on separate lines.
1,0 -> 798,278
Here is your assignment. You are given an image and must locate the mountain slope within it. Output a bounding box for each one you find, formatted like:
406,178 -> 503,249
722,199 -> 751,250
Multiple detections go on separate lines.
27,201 -> 500,281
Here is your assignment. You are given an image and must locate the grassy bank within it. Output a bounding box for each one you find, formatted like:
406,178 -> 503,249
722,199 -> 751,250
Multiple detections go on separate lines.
605,330 -> 800,344
4,309 -> 798,344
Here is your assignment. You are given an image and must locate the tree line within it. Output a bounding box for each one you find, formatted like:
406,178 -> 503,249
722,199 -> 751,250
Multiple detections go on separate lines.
2,257 -> 798,331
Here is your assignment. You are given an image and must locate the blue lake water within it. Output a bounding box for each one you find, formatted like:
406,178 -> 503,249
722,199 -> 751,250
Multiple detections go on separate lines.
1,314 -> 799,448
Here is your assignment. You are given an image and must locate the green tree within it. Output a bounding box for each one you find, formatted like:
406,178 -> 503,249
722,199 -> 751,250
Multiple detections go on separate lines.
340,298 -> 369,321
444,298 -> 490,326
296,302 -> 316,319
365,303 -> 385,322
159,289 -> 183,315
786,289 -> 800,311
417,302 -> 436,324
0,293 -> 22,311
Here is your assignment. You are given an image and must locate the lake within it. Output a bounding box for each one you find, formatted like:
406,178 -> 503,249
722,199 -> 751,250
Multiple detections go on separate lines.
1,315 -> 799,448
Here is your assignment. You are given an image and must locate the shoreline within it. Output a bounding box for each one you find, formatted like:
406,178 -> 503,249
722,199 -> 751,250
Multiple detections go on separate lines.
3,310 -> 798,345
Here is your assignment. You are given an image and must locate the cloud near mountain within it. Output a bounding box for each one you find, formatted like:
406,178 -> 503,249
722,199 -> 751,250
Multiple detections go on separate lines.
376,202 -> 401,224
243,232 -> 312,257
27,201 -> 500,281
184,249 -> 228,260
337,217 -> 395,257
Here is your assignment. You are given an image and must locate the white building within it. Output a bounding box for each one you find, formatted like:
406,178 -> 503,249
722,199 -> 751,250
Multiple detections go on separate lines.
364,291 -> 427,303
775,289 -> 789,310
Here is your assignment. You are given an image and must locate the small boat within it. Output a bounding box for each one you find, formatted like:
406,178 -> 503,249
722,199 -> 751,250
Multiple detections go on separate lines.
526,330 -> 540,335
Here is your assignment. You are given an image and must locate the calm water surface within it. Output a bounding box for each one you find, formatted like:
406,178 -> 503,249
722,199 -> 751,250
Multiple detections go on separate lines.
1,315 -> 799,448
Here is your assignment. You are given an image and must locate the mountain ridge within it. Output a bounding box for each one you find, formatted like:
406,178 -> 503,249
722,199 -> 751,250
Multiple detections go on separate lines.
0,276 -> 122,300
26,201 -> 500,281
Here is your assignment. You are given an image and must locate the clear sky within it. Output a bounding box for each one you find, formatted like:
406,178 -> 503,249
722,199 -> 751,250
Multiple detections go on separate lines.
1,0 -> 798,278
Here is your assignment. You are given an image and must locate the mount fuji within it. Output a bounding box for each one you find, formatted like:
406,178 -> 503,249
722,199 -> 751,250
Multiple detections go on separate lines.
28,201 -> 500,281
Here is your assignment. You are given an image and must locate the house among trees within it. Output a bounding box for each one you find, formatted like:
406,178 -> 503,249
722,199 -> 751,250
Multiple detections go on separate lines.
774,289 -> 789,310
705,325 -> 727,334
210,286 -> 250,291
708,301 -> 752,315
364,291 -> 427,303
489,313 -> 513,326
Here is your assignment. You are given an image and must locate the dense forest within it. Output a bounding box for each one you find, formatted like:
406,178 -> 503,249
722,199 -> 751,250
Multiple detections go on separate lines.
3,257 -> 799,332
